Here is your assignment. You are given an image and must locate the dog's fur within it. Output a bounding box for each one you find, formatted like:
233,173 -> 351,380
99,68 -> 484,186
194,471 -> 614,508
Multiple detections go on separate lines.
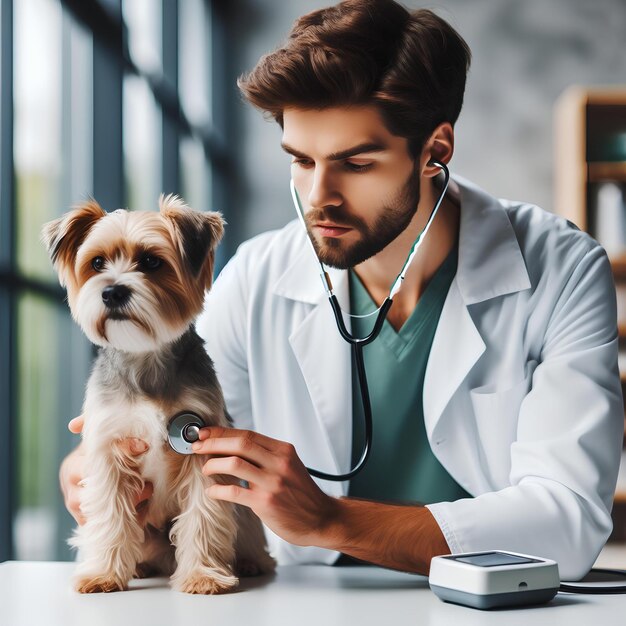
42,195 -> 275,594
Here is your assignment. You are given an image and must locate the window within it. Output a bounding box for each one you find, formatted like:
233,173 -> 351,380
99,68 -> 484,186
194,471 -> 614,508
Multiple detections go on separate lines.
123,0 -> 162,211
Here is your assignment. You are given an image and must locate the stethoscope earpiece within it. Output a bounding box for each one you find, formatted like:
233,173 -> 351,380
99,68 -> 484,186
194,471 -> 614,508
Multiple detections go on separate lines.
167,412 -> 206,454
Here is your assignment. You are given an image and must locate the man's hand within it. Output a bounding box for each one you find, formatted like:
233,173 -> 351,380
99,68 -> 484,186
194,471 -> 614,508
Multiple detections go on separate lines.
191,427 -> 339,547
191,427 -> 450,574
60,415 -> 154,526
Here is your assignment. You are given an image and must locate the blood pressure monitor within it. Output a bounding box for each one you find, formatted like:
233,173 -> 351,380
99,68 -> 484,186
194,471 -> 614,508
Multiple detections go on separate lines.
429,550 -> 560,610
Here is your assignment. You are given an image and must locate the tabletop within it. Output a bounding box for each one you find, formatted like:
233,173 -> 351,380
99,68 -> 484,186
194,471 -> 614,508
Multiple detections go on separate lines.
2,560 -> 626,626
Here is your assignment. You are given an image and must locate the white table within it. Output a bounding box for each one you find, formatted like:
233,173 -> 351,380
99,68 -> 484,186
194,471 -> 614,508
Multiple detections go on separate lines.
2,559 -> 626,626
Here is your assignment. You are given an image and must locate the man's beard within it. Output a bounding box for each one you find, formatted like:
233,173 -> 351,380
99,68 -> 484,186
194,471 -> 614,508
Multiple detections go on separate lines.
304,173 -> 421,270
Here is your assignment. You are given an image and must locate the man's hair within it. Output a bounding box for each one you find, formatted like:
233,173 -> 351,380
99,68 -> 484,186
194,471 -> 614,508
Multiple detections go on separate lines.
238,0 -> 471,158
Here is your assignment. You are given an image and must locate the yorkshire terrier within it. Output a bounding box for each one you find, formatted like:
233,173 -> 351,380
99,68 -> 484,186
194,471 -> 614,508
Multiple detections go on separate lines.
42,195 -> 275,594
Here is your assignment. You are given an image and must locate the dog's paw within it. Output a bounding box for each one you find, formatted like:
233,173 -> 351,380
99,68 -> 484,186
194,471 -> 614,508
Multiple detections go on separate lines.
74,574 -> 127,593
173,570 -> 239,595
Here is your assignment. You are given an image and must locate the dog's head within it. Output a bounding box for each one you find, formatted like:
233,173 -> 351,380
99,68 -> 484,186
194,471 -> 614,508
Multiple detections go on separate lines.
41,195 -> 224,353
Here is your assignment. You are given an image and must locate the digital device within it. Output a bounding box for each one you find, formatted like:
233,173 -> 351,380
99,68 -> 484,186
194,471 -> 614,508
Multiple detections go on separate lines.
429,550 -> 560,610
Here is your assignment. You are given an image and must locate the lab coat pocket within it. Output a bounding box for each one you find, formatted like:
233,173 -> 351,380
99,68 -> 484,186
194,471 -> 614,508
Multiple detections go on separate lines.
469,360 -> 538,488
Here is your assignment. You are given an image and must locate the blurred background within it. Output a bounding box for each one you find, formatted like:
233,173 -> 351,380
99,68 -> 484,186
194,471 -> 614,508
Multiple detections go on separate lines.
0,0 -> 625,562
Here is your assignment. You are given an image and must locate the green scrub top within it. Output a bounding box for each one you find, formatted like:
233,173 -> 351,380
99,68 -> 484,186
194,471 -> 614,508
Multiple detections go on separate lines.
348,245 -> 471,505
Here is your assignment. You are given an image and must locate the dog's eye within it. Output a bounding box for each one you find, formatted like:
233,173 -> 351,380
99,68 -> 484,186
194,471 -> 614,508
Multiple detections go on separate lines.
92,256 -> 105,271
139,254 -> 162,272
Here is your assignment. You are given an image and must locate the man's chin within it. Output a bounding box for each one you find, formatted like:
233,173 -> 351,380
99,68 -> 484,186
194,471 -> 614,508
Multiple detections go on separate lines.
310,229 -> 391,269
319,258 -> 352,270
316,246 -> 379,270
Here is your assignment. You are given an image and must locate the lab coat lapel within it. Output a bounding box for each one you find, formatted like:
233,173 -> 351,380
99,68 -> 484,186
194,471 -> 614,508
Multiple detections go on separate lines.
273,243 -> 352,494
423,280 -> 485,440
423,176 -> 531,437
453,176 -> 531,306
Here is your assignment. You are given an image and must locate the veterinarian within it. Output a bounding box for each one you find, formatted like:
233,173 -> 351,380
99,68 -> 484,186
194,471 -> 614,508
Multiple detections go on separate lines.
60,0 -> 623,580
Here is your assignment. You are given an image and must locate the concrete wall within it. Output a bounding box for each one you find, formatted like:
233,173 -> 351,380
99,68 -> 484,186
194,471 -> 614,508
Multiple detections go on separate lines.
225,0 -> 626,245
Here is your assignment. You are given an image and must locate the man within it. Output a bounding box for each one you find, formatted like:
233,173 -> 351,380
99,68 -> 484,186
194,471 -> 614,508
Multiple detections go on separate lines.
61,0 -> 623,579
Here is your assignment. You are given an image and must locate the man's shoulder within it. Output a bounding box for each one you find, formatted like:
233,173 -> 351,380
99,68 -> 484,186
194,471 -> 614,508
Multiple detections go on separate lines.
458,175 -> 597,260
493,195 -> 613,305
501,197 -> 601,268
456,175 -> 606,297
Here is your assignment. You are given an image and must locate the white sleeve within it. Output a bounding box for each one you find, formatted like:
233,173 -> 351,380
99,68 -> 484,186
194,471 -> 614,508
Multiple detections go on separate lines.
427,244 -> 624,580
196,250 -> 254,431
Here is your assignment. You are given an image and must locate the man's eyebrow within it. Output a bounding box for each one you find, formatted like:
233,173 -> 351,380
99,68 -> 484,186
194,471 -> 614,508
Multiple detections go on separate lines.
281,141 -> 387,161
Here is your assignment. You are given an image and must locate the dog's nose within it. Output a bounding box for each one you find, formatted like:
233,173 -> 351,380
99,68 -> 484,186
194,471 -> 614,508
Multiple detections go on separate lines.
102,284 -> 131,308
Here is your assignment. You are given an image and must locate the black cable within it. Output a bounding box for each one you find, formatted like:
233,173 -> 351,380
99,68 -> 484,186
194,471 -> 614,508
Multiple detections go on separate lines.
559,568 -> 626,594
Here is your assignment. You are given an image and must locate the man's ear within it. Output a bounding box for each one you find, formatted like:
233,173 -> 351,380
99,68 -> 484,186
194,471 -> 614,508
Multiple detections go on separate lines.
41,200 -> 107,287
421,122 -> 455,178
159,193 -> 226,288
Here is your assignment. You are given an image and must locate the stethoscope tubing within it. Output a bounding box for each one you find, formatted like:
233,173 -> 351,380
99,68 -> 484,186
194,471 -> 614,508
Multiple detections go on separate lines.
306,296 -> 393,481
293,161 -> 450,481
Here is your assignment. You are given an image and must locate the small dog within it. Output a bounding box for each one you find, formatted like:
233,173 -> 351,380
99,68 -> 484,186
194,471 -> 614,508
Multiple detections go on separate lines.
42,195 -> 275,594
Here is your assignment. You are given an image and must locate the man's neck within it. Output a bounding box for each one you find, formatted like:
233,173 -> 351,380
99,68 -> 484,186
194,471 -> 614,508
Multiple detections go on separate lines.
353,178 -> 460,332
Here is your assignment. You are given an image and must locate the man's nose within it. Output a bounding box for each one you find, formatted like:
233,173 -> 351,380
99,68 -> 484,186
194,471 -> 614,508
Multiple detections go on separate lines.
307,168 -> 342,210
102,284 -> 131,308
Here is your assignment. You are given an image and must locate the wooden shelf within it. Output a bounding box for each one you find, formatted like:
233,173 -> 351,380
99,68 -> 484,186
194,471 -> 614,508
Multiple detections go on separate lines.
588,162 -> 626,182
615,491 -> 626,504
586,89 -> 626,106
611,256 -> 626,278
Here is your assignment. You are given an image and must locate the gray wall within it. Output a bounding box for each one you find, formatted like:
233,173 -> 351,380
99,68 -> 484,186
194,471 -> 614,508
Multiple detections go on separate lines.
226,0 -> 626,245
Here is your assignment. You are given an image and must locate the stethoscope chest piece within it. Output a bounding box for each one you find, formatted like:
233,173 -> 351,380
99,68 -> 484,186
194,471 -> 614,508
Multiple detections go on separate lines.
167,412 -> 206,454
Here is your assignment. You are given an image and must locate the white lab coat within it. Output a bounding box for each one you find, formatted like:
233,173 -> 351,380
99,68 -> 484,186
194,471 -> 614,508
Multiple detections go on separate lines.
197,175 -> 623,580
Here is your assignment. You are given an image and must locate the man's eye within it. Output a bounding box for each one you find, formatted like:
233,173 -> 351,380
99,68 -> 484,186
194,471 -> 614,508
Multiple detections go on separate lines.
344,161 -> 373,173
292,159 -> 314,168
139,254 -> 162,272
91,256 -> 105,271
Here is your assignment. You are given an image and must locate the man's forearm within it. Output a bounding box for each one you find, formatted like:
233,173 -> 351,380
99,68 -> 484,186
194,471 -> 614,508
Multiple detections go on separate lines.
319,497 -> 451,575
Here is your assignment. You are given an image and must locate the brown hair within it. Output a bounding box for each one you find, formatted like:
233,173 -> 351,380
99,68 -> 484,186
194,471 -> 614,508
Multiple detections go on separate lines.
238,0 -> 471,157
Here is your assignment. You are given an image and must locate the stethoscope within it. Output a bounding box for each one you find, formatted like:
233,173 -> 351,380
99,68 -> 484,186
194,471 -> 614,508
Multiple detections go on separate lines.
167,412 -> 205,454
167,161 -> 450,478
290,160 -> 450,481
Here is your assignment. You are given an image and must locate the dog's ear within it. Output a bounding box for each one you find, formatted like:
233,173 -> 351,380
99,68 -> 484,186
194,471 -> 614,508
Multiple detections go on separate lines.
159,193 -> 225,289
41,200 -> 107,287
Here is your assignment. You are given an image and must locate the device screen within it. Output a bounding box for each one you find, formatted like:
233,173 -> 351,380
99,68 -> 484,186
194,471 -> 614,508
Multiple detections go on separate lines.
453,552 -> 541,567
